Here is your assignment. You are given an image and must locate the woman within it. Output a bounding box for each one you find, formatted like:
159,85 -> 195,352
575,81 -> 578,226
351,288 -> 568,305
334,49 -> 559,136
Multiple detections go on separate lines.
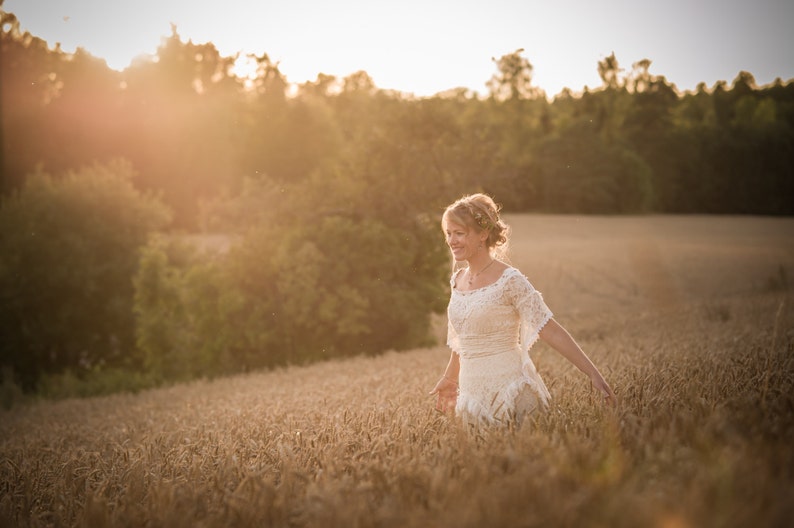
430,193 -> 616,427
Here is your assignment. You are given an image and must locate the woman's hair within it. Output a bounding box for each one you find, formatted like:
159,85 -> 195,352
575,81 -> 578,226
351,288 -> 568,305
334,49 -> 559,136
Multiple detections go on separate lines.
442,193 -> 510,253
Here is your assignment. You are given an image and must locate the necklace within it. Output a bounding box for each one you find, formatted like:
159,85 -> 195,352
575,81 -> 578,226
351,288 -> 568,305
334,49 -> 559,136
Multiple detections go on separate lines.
467,259 -> 496,285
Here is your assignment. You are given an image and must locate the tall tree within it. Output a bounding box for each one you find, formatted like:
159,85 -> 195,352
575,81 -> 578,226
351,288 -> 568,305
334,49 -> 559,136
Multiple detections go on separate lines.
487,49 -> 540,101
597,52 -> 623,90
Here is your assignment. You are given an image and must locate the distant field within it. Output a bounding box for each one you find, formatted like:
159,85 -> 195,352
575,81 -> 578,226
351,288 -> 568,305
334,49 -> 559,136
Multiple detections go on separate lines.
1,215 -> 793,527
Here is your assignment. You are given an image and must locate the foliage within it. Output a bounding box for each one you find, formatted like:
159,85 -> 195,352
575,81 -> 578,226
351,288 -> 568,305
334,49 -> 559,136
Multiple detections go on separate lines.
0,160 -> 171,390
533,126 -> 653,213
488,48 -> 542,100
36,366 -> 157,400
133,237 -> 229,382
0,367 -> 23,410
133,210 -> 449,382
3,20 -> 793,222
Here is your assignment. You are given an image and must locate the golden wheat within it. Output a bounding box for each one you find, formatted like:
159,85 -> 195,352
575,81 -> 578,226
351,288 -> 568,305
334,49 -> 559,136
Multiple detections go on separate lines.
1,215 -> 793,527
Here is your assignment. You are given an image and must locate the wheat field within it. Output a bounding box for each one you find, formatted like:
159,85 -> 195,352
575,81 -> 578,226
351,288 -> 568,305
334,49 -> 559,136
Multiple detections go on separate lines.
1,215 -> 793,528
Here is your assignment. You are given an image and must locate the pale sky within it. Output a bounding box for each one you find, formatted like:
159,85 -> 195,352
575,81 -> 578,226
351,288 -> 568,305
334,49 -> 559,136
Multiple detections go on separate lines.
4,0 -> 793,97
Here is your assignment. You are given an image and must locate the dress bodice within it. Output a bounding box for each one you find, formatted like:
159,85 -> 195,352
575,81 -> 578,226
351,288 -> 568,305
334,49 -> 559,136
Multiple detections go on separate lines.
446,266 -> 553,425
447,267 -> 552,361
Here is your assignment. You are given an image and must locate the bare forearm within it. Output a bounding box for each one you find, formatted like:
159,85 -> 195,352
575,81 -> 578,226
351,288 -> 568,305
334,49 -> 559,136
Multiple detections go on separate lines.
540,318 -> 617,403
444,350 -> 461,381
539,319 -> 600,377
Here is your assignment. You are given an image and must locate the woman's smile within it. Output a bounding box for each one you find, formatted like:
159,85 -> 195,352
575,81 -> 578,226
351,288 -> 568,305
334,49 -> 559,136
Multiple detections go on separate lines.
444,220 -> 476,261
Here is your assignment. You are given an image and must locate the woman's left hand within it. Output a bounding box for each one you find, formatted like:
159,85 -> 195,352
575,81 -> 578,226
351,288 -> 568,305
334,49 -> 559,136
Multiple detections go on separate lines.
590,373 -> 617,406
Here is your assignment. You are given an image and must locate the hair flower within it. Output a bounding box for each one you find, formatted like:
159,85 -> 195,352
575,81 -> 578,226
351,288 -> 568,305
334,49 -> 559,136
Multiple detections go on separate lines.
473,211 -> 490,229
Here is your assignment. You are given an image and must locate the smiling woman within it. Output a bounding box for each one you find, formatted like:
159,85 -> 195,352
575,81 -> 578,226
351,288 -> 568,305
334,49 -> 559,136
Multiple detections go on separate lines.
431,194 -> 616,427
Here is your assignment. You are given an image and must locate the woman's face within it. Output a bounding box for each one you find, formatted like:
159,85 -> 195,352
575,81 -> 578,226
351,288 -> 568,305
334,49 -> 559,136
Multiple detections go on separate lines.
443,218 -> 486,262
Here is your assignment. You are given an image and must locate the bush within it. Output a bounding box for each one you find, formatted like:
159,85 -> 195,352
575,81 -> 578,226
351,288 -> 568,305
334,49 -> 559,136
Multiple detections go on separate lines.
133,236 -> 244,381
0,367 -> 25,409
0,160 -> 171,391
237,214 -> 449,360
132,213 -> 449,382
36,366 -> 158,400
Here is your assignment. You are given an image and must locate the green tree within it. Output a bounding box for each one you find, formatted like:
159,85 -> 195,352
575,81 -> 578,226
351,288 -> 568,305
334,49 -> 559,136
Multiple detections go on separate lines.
0,160 -> 171,390
133,207 -> 449,380
119,27 -> 244,227
487,48 -> 541,101
621,69 -> 679,210
133,237 -> 244,381
1,11 -> 67,191
597,52 -> 623,90
533,125 -> 652,213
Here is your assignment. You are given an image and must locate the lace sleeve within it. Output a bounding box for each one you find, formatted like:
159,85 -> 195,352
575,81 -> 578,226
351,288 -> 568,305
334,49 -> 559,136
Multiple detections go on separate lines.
505,272 -> 553,357
446,317 -> 461,353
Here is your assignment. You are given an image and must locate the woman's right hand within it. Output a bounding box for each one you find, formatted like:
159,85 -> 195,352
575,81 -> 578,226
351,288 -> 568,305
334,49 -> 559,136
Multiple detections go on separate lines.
429,376 -> 458,413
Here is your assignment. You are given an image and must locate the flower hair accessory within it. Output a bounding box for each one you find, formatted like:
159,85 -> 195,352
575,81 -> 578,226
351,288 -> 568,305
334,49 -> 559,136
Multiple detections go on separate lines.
473,211 -> 491,229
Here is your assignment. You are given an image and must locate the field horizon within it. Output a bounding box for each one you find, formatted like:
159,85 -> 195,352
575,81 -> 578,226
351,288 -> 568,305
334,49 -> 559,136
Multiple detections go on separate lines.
1,214 -> 793,527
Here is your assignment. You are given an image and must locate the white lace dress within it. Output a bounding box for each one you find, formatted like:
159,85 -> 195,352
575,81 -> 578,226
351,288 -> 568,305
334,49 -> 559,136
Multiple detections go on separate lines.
447,266 -> 553,426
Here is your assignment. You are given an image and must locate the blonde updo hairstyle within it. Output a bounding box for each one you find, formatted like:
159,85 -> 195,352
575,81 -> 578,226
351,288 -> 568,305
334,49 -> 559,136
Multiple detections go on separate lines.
443,193 -> 510,258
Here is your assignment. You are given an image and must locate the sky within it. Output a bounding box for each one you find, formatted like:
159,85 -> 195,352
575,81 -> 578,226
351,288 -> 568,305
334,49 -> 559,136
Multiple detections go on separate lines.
4,0 -> 794,98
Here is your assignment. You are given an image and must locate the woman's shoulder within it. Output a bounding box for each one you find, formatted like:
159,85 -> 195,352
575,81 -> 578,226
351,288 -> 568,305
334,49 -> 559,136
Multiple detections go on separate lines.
499,265 -> 525,281
472,263 -> 522,291
501,266 -> 538,291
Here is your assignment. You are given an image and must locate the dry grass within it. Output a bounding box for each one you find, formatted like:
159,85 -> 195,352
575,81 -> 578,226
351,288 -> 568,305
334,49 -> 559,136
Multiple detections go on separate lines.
1,215 -> 793,527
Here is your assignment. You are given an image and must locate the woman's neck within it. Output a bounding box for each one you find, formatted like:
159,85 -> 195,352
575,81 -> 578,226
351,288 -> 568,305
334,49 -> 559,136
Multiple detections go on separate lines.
467,252 -> 494,272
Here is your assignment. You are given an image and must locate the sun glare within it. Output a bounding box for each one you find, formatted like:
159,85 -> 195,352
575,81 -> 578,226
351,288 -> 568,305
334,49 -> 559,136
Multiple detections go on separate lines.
231,54 -> 259,88
231,54 -> 258,80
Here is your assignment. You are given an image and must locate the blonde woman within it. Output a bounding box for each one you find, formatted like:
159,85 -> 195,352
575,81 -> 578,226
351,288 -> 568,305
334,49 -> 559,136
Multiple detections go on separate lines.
430,193 -> 616,426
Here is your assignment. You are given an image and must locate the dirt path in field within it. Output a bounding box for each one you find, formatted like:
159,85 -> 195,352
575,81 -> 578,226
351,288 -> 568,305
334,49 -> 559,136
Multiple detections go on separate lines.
627,239 -> 681,311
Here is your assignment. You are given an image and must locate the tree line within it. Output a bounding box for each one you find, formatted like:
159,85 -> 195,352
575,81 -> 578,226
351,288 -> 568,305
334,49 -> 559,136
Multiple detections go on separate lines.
3,13 -> 793,221
1,9 -> 792,396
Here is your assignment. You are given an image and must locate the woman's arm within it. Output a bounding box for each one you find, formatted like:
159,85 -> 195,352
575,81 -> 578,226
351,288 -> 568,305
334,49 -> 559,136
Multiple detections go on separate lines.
540,318 -> 617,404
429,350 -> 460,412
